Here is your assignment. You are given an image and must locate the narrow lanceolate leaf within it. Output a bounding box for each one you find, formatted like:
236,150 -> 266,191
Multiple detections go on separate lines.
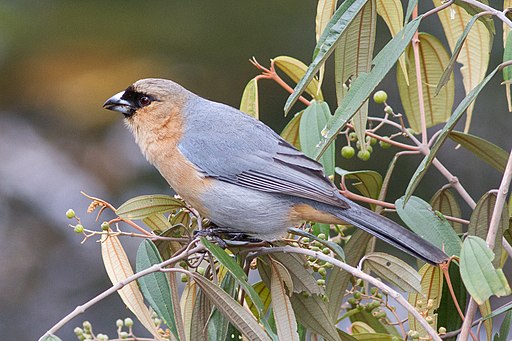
431,188 -> 463,234
313,16 -> 422,159
334,0 -> 376,152
437,262 -> 466,340
350,321 -> 375,333
281,111 -> 303,149
285,0 -> 369,113
479,300 -> 493,341
136,240 -> 179,339
299,101 -> 334,176
290,294 -> 341,341
191,273 -> 272,341
240,78 -> 259,119
460,236 -> 511,305
207,272 -> 236,341
408,264 -> 443,339
190,289 -> 212,341
101,235 -> 163,340
494,310 -> 512,341
316,0 -> 337,91
270,259 -> 299,341
116,194 -> 185,220
395,196 -> 462,257
503,30 -> 512,112
436,14 -> 480,95
39,335 -> 62,341
397,33 -> 454,133
274,56 -> 324,101
246,281 -> 272,317
433,0 -> 492,133
449,131 -> 509,173
403,65 -> 500,203
376,0 -> 407,83
363,252 -> 421,293
271,252 -> 322,294
468,192 -> 508,267
180,281 -> 197,341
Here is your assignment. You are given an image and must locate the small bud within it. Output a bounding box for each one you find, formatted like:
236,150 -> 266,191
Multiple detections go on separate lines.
66,209 -> 76,219
82,321 -> 92,332
116,319 -> 124,328
349,132 -> 358,141
384,105 -> 393,114
438,327 -> 447,334
370,287 -> 378,295
96,334 -> 108,340
366,145 -> 373,154
310,246 -> 320,252
373,90 -> 388,104
316,279 -> 325,286
347,297 -> 357,305
324,262 -> 334,269
74,224 -> 84,234
124,318 -> 133,327
101,221 -> 110,231
353,291 -> 361,300
74,327 -> 84,336
366,136 -> 377,146
406,128 -> 416,136
322,247 -> 330,255
317,233 -> 326,240
426,316 -> 434,324
302,237 -> 310,244
318,267 -> 327,276
154,318 -> 162,326
181,274 -> 189,282
379,137 -> 391,149
119,331 -> 129,339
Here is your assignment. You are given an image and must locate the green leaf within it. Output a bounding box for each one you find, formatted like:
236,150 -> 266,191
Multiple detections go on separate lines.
240,77 -> 259,119
397,33 -> 454,133
273,56 -> 323,101
460,236 -> 511,305
143,213 -> 172,232
191,272 -> 272,341
437,262 -> 466,341
363,252 -> 421,293
408,264 -> 443,338
453,0 -> 495,35
312,16 -> 422,159
190,288 -> 212,341
334,0 -> 376,152
271,252 -> 323,294
349,309 -> 399,336
404,65 -> 500,203
494,310 -> 512,341
38,335 -> 62,341
207,272 -> 236,341
281,111 -> 303,149
395,196 -> 462,257
335,168 -> 382,210
350,333 -> 397,341
502,30 -> 512,112
431,188 -> 463,234
285,0 -> 369,113
468,191 -> 508,267
299,101 -> 335,176
404,0 -> 417,23
448,131 -> 509,173
116,195 -> 185,220
135,239 -> 178,339
480,300 -> 493,341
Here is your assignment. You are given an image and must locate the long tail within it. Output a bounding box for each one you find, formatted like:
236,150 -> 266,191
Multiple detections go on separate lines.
332,204 -> 448,265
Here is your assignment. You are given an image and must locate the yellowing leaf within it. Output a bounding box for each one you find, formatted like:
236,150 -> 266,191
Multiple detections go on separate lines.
116,194 -> 184,220
240,77 -> 259,119
180,281 -> 197,341
315,0 -> 338,90
281,111 -> 303,149
101,235 -> 163,340
274,56 -> 324,101
397,33 -> 454,133
334,0 -> 376,152
433,0 -> 492,132
270,259 -> 299,341
376,0 -> 408,83
408,264 -> 443,339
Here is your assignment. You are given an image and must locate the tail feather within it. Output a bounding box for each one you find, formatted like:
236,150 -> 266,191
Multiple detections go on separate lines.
333,204 -> 448,265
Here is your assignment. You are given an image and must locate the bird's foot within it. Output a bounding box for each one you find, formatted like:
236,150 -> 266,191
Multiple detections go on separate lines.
193,227 -> 263,247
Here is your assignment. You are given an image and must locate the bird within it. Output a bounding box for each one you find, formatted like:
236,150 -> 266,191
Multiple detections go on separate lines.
103,78 -> 448,265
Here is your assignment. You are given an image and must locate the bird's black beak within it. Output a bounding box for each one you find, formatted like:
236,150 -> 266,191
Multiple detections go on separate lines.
103,91 -> 136,116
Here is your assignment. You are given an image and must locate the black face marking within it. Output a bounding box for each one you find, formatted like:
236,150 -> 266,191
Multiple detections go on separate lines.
120,86 -> 157,116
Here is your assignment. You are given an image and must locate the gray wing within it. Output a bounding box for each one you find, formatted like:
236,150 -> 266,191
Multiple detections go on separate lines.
179,98 -> 348,208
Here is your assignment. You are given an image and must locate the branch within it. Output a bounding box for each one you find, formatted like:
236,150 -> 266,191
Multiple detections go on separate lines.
249,246 -> 443,341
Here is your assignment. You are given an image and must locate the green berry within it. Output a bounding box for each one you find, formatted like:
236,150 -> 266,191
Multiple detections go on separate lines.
119,331 -> 129,339
116,319 -> 124,328
347,297 -> 357,305
348,132 -> 358,141
316,279 -> 325,286
318,267 -> 327,276
438,327 -> 447,334
322,247 -> 330,255
66,209 -> 76,219
310,246 -> 320,252
353,291 -> 362,300
96,334 -> 108,341
373,90 -> 388,104
341,146 -> 355,159
384,105 -> 393,114
370,287 -> 378,295
379,138 -> 391,149
302,237 -> 310,244
324,262 -> 334,269
426,316 -> 434,324
74,224 -> 84,234
181,274 -> 189,282
366,145 -> 373,154
317,233 -> 326,240
366,136 -> 377,145
101,221 -> 110,231
357,150 -> 371,161
124,318 -> 133,327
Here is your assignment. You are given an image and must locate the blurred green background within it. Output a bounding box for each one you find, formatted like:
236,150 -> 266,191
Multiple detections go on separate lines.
0,1 -> 511,340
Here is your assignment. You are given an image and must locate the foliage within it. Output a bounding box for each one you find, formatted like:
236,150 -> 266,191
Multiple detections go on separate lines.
40,1 -> 512,340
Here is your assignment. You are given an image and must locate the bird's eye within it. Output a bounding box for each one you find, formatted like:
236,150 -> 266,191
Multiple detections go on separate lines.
138,96 -> 151,107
